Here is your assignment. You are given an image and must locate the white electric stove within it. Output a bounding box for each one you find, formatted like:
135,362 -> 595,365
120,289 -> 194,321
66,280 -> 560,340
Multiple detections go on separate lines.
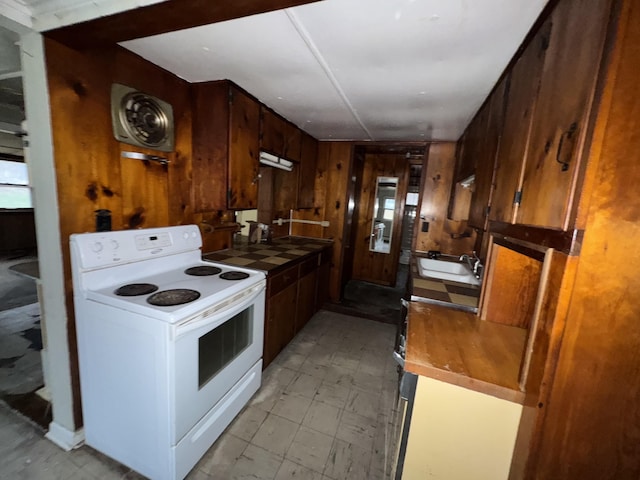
70,225 -> 266,480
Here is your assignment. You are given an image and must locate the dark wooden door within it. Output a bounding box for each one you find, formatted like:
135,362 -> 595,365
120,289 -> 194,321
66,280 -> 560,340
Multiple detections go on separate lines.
351,153 -> 409,286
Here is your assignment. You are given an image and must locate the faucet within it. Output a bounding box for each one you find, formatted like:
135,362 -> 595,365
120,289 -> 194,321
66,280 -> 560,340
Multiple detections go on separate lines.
460,251 -> 483,278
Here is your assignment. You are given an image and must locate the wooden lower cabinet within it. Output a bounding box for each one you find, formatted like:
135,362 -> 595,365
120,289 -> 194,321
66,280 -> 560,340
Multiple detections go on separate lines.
401,376 -> 522,480
296,256 -> 318,332
263,248 -> 331,368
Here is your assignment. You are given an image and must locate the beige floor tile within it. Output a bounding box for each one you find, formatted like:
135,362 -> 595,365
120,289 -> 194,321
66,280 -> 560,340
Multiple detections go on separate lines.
275,459 -> 324,480
270,391 -> 313,423
262,364 -> 297,388
285,426 -> 334,474
227,406 -> 269,442
335,410 -> 377,452
344,388 -> 380,421
313,382 -> 350,409
230,444 -> 283,480
251,413 -> 299,457
299,358 -> 330,379
194,433 -> 248,478
302,399 -> 342,437
286,372 -> 323,399
323,438 -> 371,480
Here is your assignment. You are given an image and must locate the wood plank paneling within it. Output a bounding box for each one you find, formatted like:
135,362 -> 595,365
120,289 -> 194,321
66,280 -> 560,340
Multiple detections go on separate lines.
490,19 -> 550,224
517,0 -> 611,229
532,1 -> 640,476
481,243 -> 543,329
415,143 -> 476,256
351,152 -> 408,286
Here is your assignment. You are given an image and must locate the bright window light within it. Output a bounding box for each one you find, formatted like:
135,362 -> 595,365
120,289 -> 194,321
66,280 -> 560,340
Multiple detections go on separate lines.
0,160 -> 32,209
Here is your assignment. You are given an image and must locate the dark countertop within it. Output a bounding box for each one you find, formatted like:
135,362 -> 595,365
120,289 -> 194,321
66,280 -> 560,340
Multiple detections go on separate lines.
409,253 -> 480,312
203,236 -> 333,274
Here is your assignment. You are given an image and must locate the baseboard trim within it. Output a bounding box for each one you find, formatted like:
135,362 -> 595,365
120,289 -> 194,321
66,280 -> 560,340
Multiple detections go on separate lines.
46,421 -> 84,451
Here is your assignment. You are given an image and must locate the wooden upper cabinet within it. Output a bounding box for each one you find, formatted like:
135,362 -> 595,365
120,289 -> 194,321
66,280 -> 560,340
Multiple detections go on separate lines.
490,18 -> 551,224
191,81 -> 260,211
260,106 -> 302,162
228,86 -> 260,209
516,0 -> 611,229
297,132 -> 318,209
463,76 -> 508,230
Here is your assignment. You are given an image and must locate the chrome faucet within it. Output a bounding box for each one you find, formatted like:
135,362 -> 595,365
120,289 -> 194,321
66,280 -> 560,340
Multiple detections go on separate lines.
460,251 -> 483,278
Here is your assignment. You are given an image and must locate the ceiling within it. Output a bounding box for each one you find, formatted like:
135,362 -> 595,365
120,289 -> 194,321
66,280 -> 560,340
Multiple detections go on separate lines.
1,0 -> 549,142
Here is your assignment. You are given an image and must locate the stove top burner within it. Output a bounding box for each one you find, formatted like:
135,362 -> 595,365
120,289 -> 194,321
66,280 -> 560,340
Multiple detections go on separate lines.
115,283 -> 159,296
184,266 -> 222,276
147,289 -> 201,306
220,271 -> 250,281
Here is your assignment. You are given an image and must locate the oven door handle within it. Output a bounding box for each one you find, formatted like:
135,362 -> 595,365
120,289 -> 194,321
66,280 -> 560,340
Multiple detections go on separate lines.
173,282 -> 265,339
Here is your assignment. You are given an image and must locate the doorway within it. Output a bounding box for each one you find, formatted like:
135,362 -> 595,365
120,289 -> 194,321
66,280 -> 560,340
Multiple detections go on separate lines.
333,145 -> 425,324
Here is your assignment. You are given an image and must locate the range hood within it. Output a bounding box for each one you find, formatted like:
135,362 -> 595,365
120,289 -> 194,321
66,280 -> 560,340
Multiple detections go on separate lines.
259,151 -> 294,171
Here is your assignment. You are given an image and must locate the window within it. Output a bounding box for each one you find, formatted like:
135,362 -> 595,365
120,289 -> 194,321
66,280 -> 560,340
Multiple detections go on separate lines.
0,160 -> 32,209
383,198 -> 395,220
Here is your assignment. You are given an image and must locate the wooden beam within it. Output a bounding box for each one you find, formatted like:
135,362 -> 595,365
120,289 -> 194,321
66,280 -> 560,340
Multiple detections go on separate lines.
44,0 -> 322,49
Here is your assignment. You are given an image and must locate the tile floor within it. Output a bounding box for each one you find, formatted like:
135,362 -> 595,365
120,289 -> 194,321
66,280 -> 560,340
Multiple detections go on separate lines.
0,310 -> 401,479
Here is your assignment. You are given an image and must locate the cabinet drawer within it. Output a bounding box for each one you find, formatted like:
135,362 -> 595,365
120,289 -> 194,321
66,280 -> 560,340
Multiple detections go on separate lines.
268,264 -> 299,296
300,254 -> 319,277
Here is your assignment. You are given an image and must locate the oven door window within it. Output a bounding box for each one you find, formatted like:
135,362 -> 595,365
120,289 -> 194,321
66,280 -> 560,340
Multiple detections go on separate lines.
198,306 -> 253,389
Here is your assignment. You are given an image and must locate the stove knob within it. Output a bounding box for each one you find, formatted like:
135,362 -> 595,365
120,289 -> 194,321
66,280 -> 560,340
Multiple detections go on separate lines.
183,232 -> 190,240
110,240 -> 119,250
91,241 -> 103,253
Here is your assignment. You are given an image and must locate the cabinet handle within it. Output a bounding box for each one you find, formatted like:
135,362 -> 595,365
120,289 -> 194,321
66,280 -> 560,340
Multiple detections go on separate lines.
555,122 -> 578,172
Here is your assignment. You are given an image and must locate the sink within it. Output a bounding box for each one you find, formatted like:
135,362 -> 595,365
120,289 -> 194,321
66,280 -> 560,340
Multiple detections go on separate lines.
417,257 -> 481,286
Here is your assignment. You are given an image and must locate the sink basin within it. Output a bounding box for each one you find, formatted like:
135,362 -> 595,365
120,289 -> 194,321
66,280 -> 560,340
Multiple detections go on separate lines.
417,257 -> 480,286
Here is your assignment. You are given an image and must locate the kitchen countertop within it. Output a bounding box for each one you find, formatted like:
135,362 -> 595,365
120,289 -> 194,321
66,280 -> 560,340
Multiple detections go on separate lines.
203,236 -> 333,274
409,254 -> 480,312
405,301 -> 527,403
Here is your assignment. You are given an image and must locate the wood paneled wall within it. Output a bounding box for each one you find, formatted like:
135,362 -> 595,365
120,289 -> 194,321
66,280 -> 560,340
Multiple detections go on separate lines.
291,142 -> 353,302
530,1 -> 640,476
414,143 -> 477,256
45,38 -> 233,423
0,211 -> 37,253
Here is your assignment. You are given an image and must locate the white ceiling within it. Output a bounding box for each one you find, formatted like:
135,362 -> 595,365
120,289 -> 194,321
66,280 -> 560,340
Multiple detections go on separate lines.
2,0 -> 549,142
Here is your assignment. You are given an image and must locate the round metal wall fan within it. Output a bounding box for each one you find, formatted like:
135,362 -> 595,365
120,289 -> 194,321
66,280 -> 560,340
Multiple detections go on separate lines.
111,84 -> 175,152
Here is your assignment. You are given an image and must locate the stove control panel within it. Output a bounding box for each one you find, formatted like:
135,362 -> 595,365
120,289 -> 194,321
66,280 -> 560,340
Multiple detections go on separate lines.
135,232 -> 172,250
71,225 -> 202,270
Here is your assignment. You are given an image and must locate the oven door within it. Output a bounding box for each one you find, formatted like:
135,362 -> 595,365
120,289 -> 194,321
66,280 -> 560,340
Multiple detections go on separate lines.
172,281 -> 265,443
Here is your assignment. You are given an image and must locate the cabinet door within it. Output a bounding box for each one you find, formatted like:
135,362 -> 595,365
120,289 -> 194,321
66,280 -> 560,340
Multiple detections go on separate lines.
316,249 -> 331,310
191,81 -> 229,211
285,122 -> 302,162
296,269 -> 318,333
490,19 -> 551,224
516,0 -> 610,229
260,107 -> 287,156
467,74 -> 508,229
273,167 -> 298,218
297,132 -> 317,209
264,282 -> 297,367
228,86 -> 260,209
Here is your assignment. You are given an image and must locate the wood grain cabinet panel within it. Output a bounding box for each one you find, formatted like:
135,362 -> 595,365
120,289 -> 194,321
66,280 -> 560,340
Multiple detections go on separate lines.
260,107 -> 303,162
516,0 -> 611,229
467,75 -> 508,230
297,132 -> 318,209
489,19 -> 551,225
191,81 -> 260,211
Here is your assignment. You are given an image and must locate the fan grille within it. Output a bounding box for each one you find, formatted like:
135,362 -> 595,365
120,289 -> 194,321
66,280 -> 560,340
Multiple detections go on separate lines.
120,92 -> 168,146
